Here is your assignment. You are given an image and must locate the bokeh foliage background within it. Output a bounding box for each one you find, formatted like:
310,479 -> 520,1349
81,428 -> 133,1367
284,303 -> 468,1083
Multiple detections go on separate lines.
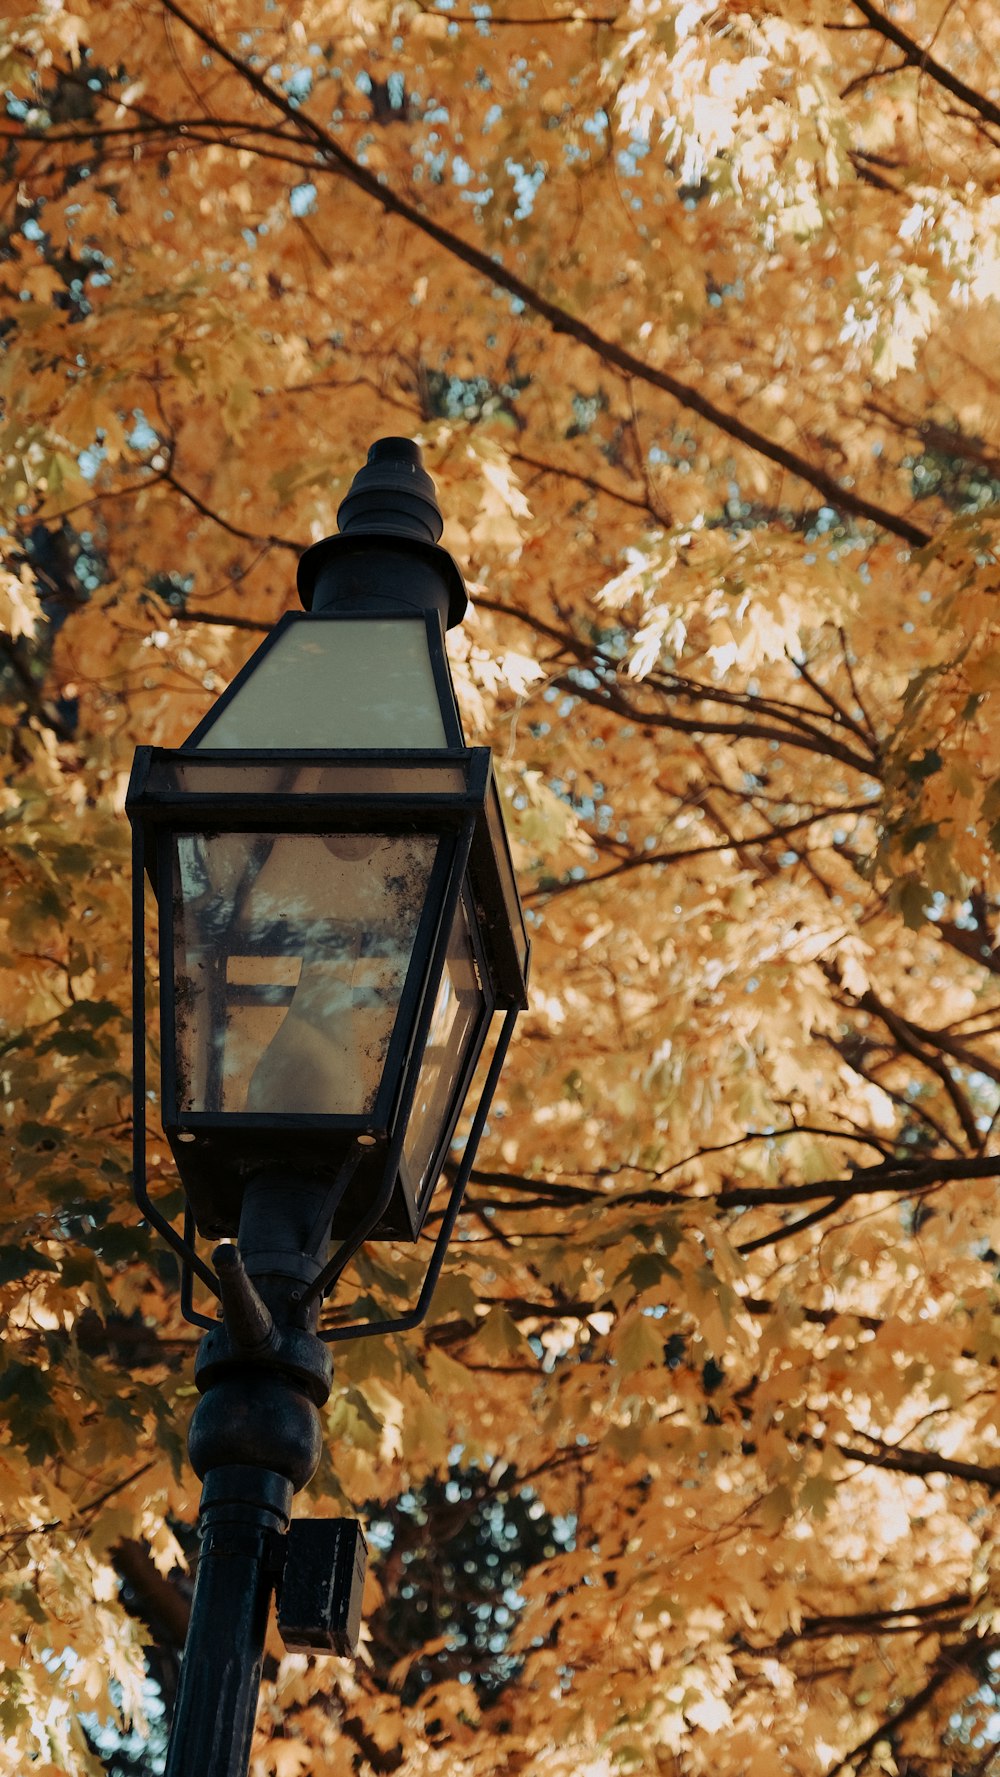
1,2 -> 1000,1772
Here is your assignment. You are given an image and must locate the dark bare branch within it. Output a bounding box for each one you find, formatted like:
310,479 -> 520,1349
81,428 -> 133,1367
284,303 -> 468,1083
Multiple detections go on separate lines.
146,0 -> 934,548
837,1428 -> 1000,1492
850,0 -> 1000,132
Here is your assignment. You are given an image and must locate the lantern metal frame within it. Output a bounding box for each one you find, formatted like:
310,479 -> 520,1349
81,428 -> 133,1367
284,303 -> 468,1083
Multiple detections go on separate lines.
128,743 -> 529,1340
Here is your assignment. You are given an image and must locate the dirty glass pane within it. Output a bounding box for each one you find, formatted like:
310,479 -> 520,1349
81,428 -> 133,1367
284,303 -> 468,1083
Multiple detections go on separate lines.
403,898 -> 485,1206
172,831 -> 438,1116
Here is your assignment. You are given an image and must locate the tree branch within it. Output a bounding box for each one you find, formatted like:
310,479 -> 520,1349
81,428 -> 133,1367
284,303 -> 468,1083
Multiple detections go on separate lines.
853,986 -> 984,1151
850,0 -> 1000,132
527,800 -> 872,901
0,634 -> 75,741
554,670 -> 881,775
837,1427 -> 1000,1492
164,469 -> 300,553
150,0 -> 933,548
470,1151 -> 1000,1214
755,1591 -> 971,1651
115,1538 -> 191,1647
824,1652 -> 977,1776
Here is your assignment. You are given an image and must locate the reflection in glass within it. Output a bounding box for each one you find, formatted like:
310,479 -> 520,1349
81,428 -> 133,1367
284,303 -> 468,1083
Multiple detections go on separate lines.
172,831 -> 438,1116
403,898 -> 485,1205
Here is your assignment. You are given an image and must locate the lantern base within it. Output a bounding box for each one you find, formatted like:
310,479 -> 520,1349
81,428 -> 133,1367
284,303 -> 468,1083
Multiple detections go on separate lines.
167,1127 -> 424,1243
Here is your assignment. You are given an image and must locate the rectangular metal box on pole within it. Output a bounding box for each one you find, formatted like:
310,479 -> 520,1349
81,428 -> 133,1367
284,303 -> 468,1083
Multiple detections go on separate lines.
278,1519 -> 368,1655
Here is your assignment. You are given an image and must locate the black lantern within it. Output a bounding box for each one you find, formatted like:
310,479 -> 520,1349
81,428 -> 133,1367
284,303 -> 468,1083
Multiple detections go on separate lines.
128,439 -> 529,1338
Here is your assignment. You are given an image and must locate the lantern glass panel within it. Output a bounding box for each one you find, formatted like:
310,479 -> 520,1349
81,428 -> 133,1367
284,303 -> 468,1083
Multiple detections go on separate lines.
193,617 -> 450,749
403,896 -> 486,1206
172,829 -> 439,1117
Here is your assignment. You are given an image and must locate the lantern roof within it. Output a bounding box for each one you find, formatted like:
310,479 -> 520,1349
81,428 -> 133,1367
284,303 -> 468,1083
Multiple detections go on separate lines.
297,439 -> 467,628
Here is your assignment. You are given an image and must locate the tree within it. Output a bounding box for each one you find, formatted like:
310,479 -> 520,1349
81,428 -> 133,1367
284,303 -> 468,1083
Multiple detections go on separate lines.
1,0 -> 1000,1771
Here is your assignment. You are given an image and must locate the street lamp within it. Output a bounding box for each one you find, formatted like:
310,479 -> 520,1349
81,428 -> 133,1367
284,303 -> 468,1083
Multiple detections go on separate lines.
127,439 -> 529,1777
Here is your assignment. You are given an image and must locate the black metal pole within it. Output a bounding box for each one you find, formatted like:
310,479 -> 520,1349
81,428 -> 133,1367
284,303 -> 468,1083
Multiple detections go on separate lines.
163,1197 -> 335,1777
164,1467 -> 291,1777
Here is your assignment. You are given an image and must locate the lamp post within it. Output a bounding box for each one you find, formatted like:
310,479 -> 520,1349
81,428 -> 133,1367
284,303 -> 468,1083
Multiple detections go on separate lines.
127,439 -> 529,1777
